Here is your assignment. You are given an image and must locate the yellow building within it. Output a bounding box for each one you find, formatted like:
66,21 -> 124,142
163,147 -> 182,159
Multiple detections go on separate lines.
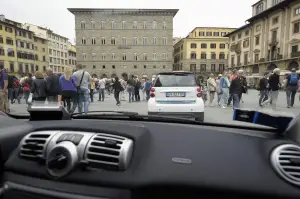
173,27 -> 236,80
0,15 -> 51,77
33,36 -> 49,72
0,15 -> 18,76
67,42 -> 76,70
226,0 -> 300,76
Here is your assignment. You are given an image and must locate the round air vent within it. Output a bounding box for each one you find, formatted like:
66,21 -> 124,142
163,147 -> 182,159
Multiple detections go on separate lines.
271,144 -> 300,186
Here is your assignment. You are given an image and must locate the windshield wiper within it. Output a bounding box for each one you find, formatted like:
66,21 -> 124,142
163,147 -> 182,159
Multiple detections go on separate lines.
70,111 -> 139,117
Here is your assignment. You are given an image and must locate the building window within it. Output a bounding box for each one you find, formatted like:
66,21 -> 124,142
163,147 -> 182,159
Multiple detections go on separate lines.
232,36 -> 235,41
143,21 -> 147,29
210,43 -> 216,48
153,37 -> 156,45
133,37 -> 138,45
143,53 -> 147,61
201,53 -> 206,59
231,55 -> 235,66
292,45 -> 298,53
7,48 -> 14,57
9,62 -> 14,72
243,39 -> 249,48
6,38 -> 13,45
101,37 -> 106,45
121,21 -> 126,29
199,32 -> 205,36
256,25 -> 261,32
163,21 -> 166,30
133,65 -> 137,69
255,36 -> 260,45
122,37 -> 126,45
112,65 -> 115,69
294,22 -> 300,34
245,30 -> 249,36
92,38 -> 96,45
190,53 -> 196,59
213,32 -> 219,36
81,38 -> 86,45
111,21 -> 115,29
153,53 -> 157,60
80,21 -> 85,29
82,53 -> 86,60
133,21 -> 137,29
92,53 -> 96,60
211,64 -> 216,72
200,64 -> 206,72
191,43 -> 197,48
111,38 -> 116,45
201,43 -> 207,48
91,21 -> 95,29
93,65 -> 96,69
273,0 -> 283,5
219,53 -> 225,59
254,54 -> 259,63
101,53 -> 105,60
162,53 -> 167,61
221,32 -> 227,36
244,53 -> 248,65
122,53 -> 126,61
162,37 -> 167,45
272,16 -> 279,25
102,65 -> 105,69
206,32 -> 212,36
256,3 -> 264,14
211,53 -> 216,59
112,53 -> 115,60
219,43 -> 225,49
219,64 -> 225,72
134,53 -> 138,61
143,37 -> 147,45
100,21 -> 105,29
152,21 -> 157,29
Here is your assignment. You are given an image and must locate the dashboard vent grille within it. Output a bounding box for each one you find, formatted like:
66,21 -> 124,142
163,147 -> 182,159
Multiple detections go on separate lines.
271,144 -> 300,186
19,132 -> 52,160
85,133 -> 134,170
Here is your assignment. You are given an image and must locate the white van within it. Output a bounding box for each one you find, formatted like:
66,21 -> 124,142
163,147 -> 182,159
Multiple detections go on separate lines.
148,71 -> 205,122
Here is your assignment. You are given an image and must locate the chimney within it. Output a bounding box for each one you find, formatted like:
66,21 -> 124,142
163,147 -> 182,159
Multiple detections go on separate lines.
0,14 -> 5,21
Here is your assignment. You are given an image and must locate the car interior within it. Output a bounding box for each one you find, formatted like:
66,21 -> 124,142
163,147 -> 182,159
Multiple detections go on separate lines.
0,105 -> 300,199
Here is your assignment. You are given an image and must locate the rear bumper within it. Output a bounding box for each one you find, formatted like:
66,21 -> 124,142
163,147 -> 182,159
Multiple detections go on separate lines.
148,111 -> 204,120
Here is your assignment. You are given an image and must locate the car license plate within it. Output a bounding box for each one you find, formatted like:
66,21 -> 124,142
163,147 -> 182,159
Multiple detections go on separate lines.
166,92 -> 185,97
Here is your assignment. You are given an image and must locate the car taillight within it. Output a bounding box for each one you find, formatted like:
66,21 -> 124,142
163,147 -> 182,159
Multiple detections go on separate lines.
150,93 -> 155,98
150,87 -> 155,92
150,87 -> 155,98
196,87 -> 201,98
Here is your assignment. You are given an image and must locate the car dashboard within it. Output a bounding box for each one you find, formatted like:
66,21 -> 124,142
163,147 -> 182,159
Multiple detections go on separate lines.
0,115 -> 300,199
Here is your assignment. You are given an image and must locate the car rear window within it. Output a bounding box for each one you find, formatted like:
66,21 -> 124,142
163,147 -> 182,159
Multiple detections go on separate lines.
154,74 -> 197,87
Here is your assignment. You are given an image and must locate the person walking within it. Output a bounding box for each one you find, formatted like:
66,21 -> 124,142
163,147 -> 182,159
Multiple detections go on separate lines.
219,71 -> 230,109
229,70 -> 244,109
98,77 -> 106,102
258,72 -> 269,107
59,67 -> 77,113
216,74 -> 222,106
207,73 -> 217,106
30,71 -> 47,103
261,68 -> 281,109
285,68 -> 299,108
73,64 -> 91,115
0,65 -> 9,113
45,68 -> 60,103
112,76 -> 123,106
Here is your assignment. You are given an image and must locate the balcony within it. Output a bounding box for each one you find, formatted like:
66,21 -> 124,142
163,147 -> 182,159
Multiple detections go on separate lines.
291,51 -> 300,58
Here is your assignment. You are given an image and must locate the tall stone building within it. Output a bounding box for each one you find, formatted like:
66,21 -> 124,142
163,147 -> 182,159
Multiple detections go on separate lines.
68,8 -> 178,79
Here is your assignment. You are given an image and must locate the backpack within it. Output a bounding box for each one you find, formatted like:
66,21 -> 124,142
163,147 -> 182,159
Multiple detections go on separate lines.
289,74 -> 298,85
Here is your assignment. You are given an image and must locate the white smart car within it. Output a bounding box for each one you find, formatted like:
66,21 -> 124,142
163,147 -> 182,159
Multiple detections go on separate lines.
148,71 -> 205,122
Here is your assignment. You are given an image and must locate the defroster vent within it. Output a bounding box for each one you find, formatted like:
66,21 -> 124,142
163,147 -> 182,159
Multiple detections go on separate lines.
19,131 -> 53,160
84,133 -> 134,170
271,144 -> 300,186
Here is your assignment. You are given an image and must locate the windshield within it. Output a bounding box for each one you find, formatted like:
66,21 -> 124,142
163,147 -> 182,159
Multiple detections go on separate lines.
0,0 -> 298,129
154,74 -> 197,87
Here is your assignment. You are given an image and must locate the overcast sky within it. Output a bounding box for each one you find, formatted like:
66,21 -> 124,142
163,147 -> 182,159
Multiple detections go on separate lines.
1,0 -> 257,43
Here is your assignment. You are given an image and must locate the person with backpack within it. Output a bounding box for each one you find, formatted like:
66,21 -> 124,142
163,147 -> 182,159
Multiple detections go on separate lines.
286,68 -> 299,108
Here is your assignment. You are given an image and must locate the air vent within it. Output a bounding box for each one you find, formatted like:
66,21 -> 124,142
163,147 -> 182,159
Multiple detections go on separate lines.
84,133 -> 134,170
19,132 -> 52,160
271,144 -> 300,186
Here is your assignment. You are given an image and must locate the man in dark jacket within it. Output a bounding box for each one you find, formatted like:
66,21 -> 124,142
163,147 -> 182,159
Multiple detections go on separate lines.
45,68 -> 61,103
229,70 -> 244,109
261,68 -> 281,109
259,72 -> 269,106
